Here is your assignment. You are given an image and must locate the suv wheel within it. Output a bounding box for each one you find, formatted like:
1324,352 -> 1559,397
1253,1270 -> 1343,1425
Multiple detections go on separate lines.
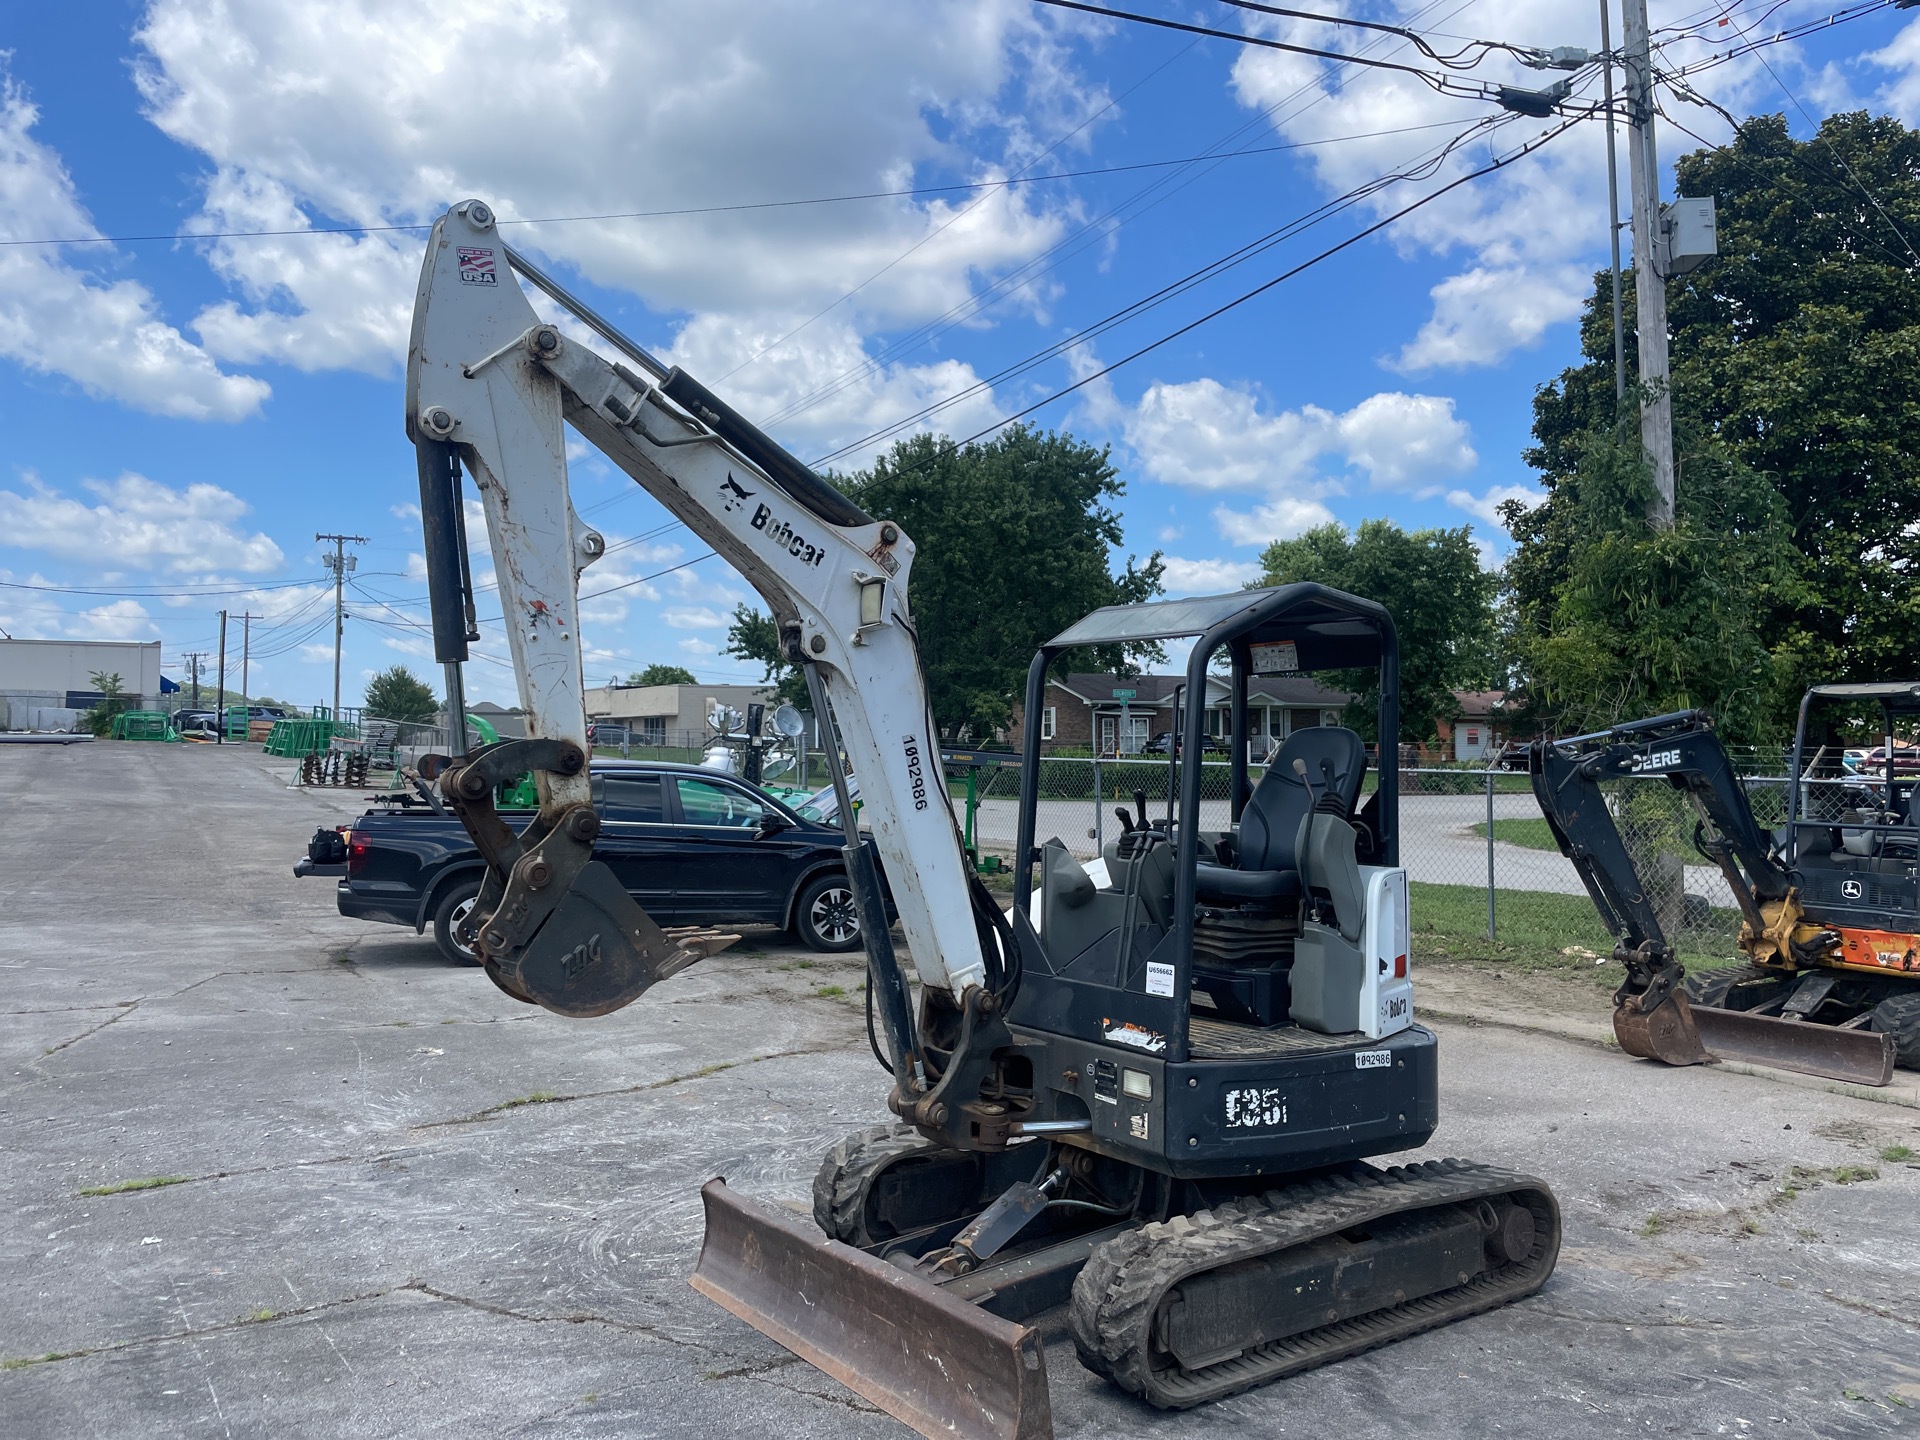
433,879 -> 485,966
796,873 -> 861,953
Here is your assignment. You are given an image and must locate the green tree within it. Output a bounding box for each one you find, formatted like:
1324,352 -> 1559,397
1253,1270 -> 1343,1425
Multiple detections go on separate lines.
83,671 -> 131,737
723,604 -> 814,712
364,666 -> 438,724
1523,111 -> 1920,712
1507,420 -> 1800,740
839,426 -> 1164,735
627,663 -> 697,686
1255,521 -> 1496,741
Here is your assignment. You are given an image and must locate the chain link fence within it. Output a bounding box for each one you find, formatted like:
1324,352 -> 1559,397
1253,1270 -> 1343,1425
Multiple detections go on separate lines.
948,753 -> 1812,967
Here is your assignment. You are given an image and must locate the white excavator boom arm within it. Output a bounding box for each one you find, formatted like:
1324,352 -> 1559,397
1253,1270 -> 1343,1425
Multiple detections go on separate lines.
405,199 -> 987,1001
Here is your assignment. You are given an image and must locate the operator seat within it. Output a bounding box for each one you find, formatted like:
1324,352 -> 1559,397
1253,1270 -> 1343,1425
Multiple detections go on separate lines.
1195,726 -> 1368,905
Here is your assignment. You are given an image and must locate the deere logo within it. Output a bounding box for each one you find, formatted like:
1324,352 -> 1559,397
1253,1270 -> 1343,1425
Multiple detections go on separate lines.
1842,879 -> 1864,900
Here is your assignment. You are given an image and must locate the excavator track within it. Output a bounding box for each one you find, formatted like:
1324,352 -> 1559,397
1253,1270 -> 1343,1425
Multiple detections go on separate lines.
812,1123 -> 945,1245
1069,1158 -> 1559,1409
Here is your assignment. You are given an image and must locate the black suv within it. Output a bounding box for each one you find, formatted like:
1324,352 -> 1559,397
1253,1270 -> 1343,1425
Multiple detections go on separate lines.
304,761 -> 875,963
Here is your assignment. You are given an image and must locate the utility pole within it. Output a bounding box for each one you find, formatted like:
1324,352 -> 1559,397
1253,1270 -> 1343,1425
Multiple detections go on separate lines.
317,534 -> 367,721
238,612 -> 259,710
1621,0 -> 1676,528
1600,0 -> 1626,405
216,611 -> 228,746
181,652 -> 206,709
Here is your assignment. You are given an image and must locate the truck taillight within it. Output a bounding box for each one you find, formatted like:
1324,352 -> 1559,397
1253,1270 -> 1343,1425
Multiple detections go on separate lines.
345,827 -> 370,876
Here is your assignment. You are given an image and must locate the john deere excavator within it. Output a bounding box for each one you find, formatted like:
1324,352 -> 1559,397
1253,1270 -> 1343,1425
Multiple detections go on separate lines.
403,199 -> 1559,1440
1529,696 -> 1920,1088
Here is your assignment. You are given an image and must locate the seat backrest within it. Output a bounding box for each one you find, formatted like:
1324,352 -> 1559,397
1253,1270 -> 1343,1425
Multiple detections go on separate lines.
1239,726 -> 1368,873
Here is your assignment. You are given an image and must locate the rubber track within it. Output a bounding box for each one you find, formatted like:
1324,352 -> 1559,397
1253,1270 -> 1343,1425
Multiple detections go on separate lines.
1068,1158 -> 1560,1409
1683,962 -> 1782,1008
810,1123 -> 943,1244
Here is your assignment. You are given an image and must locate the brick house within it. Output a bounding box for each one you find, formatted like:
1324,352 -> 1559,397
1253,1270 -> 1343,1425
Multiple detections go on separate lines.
1009,671 -> 1351,757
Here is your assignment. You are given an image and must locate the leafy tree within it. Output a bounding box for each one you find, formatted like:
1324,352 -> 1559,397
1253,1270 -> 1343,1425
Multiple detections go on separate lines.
838,426 -> 1164,735
1255,521 -> 1496,741
627,663 -> 698,686
723,604 -> 814,712
1507,420 -> 1800,740
1523,111 -> 1920,715
83,671 -> 131,737
364,666 -> 438,724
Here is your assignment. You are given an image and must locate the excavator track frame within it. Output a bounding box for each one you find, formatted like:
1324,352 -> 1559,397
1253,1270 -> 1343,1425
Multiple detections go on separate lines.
1069,1158 -> 1559,1409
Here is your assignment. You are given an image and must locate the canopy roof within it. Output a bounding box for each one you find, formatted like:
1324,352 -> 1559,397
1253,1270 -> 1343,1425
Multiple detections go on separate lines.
1045,583 -> 1391,654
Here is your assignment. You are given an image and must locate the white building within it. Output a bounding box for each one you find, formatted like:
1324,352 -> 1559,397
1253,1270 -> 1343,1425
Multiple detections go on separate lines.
0,639 -> 167,729
583,681 -> 775,746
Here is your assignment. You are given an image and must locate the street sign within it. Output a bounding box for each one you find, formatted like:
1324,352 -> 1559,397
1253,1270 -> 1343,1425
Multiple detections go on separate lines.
1112,688 -> 1137,699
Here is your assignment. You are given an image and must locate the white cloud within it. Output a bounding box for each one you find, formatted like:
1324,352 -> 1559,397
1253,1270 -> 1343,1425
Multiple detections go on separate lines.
663,605 -> 729,631
1128,379 -> 1473,496
1869,18 -> 1920,122
1127,378 -> 1328,492
1391,266 -> 1587,373
0,69 -> 267,420
0,472 -> 284,573
1159,556 -> 1263,596
133,0 -> 1096,426
1212,497 -> 1338,547
1332,392 -> 1476,487
1446,482 -> 1542,531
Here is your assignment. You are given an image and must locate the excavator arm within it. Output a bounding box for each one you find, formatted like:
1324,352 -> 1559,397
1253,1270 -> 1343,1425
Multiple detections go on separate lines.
405,200 -> 1015,1095
1529,710 -> 1874,1076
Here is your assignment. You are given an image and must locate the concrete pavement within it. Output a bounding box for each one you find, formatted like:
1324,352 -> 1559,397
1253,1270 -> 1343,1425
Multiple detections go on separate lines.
1,741 -> 1916,1438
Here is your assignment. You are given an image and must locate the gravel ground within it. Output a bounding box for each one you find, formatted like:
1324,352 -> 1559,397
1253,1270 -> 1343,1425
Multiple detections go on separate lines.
1,741 -> 1917,1439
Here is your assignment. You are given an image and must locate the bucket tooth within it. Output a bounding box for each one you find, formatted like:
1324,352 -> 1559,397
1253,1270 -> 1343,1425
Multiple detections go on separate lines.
690,1179 -> 1054,1440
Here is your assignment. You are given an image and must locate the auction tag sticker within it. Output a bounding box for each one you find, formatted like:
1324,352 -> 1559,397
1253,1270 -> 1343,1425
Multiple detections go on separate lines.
1355,1049 -> 1392,1069
1145,962 -> 1176,997
1250,640 -> 1299,675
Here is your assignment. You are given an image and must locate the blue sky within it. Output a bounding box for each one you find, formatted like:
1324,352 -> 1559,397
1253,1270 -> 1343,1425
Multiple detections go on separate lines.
2,0 -> 1916,708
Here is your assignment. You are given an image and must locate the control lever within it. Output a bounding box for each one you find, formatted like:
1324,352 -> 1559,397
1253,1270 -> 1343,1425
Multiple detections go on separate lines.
1114,807 -> 1136,836
1133,789 -> 1150,830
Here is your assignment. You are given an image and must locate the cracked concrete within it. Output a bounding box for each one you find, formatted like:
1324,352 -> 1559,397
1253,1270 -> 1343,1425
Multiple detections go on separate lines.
3,741 -> 1919,1438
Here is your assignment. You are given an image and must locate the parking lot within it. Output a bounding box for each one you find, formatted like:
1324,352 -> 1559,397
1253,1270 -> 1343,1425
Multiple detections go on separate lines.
3,741 -> 1919,1438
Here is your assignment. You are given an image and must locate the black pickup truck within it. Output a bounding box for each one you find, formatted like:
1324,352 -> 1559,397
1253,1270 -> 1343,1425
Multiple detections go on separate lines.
300,760 -> 871,963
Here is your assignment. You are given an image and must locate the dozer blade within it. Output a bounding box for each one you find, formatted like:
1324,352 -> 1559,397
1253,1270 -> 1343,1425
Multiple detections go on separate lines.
690,1179 -> 1053,1440
1690,1006 -> 1897,1087
1613,988 -> 1713,1066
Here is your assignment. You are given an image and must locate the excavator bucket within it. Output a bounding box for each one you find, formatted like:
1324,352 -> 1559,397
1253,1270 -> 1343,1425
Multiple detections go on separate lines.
1612,988 -> 1713,1067
1689,1006 -> 1897,1087
690,1180 -> 1054,1440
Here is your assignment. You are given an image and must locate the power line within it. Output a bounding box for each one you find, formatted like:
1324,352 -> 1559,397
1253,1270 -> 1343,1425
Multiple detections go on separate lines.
757,0 -> 1513,431
0,130 -> 1511,253
0,575 -> 327,598
1655,71 -> 1920,266
823,108 -> 1587,488
1211,0 -> 1559,68
1026,0 -> 1549,104
808,105 -> 1525,466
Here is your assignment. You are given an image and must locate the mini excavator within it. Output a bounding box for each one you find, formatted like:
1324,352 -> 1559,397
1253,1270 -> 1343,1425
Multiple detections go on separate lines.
403,200 -> 1559,1440
1530,698 -> 1920,1088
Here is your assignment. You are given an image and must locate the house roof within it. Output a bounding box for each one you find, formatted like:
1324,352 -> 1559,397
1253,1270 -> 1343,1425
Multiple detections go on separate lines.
1047,673 -> 1182,708
1450,690 -> 1508,720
